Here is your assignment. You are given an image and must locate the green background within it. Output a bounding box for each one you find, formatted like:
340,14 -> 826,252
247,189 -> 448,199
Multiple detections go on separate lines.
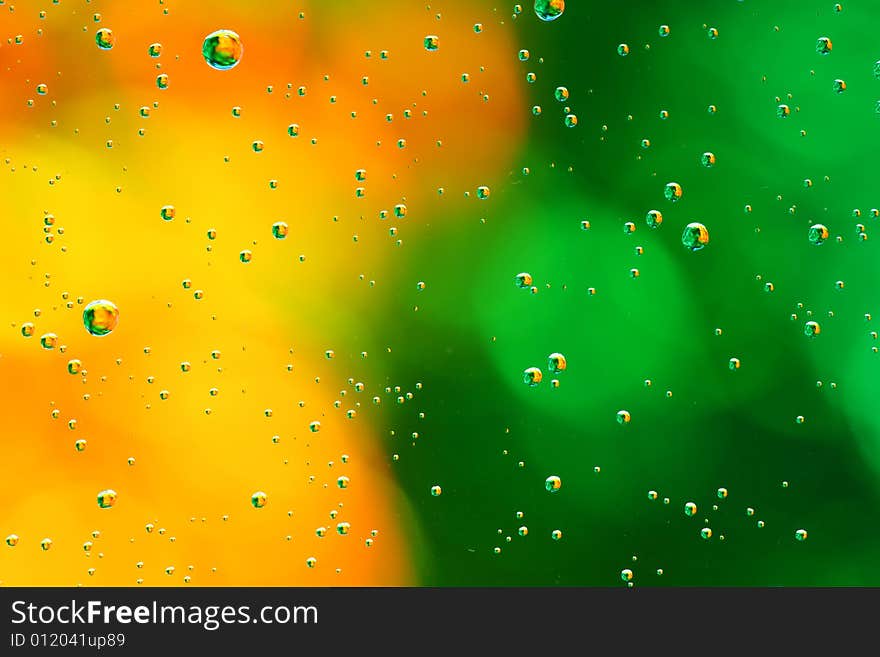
384,0 -> 880,585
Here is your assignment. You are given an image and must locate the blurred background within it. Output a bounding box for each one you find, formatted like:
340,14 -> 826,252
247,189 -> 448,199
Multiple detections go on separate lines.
1,0 -> 879,586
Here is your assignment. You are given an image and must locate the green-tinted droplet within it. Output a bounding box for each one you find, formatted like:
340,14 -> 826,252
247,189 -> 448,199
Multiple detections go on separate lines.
96,489 -> 117,509
83,300 -> 119,337
534,0 -> 565,21
202,29 -> 243,70
95,28 -> 115,50
545,475 -> 562,492
682,222 -> 710,251
808,223 -> 829,245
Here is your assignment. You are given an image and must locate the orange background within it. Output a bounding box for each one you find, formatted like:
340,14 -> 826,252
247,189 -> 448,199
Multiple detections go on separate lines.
0,0 -> 523,585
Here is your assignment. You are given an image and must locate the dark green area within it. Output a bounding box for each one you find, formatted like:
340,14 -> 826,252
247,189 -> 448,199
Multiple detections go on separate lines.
382,0 -> 880,585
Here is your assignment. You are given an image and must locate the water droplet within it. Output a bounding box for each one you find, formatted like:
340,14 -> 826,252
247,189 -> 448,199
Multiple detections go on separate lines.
808,223 -> 829,245
544,475 -> 562,492
83,300 -> 119,337
96,489 -> 117,509
681,222 -> 710,251
95,28 -> 115,50
251,491 -> 267,508
664,182 -> 682,202
547,352 -> 567,373
534,0 -> 565,21
202,29 -> 243,70
523,367 -> 543,386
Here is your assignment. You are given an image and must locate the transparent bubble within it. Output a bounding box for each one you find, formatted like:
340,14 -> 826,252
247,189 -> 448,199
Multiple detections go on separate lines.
148,42 -> 162,57
804,321 -> 821,337
156,74 -> 169,90
547,352 -> 567,373
534,0 -> 565,22
554,86 -> 569,102
833,79 -> 846,93
664,182 -> 682,202
202,29 -> 243,70
795,529 -> 808,541
337,522 -> 351,536
75,439 -> 87,452
337,476 -> 350,489
95,28 -> 115,50
21,323 -> 34,338
306,557 -> 317,568
430,485 -> 442,496
251,491 -> 268,508
808,223 -> 829,245
681,222 -> 710,251
617,410 -> 631,424
40,538 -> 53,551
518,49 -> 530,61
40,333 -> 57,350
477,186 -> 491,200
424,35 -> 439,51
617,43 -> 630,56
545,475 -> 562,492
309,421 -> 321,433
685,502 -> 697,517
701,152 -> 716,167
729,357 -> 741,370
239,250 -> 252,263
777,104 -> 790,118
83,300 -> 119,336
272,221 -> 289,239
523,367 -> 543,386
659,25 -> 670,37
96,489 -> 117,509
647,490 -> 658,501
160,205 -> 175,221
816,36 -> 832,54
67,359 -> 82,375
646,210 -> 663,228
564,114 -> 578,128
701,527 -> 713,539
551,529 -> 563,541
620,568 -> 633,582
